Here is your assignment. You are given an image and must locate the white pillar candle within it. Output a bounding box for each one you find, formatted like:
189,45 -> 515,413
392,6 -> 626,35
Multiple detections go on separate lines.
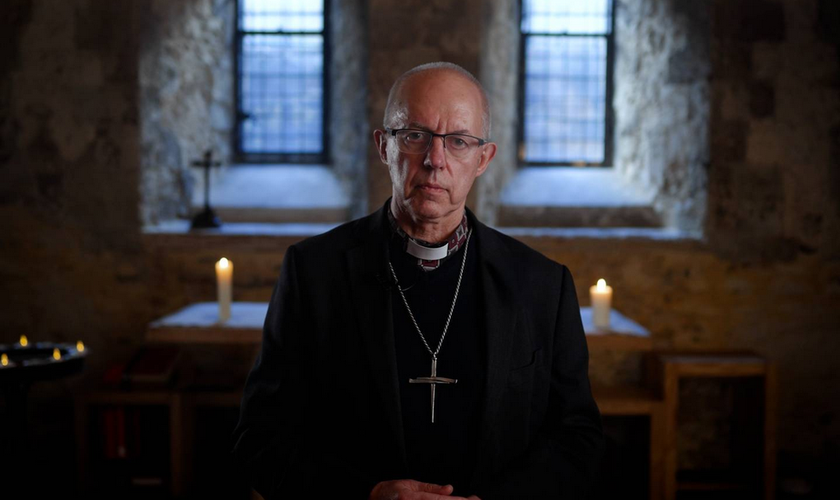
589,279 -> 613,329
216,257 -> 233,322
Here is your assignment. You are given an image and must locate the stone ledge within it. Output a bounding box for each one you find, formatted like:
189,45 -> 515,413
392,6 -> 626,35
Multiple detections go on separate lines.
498,167 -> 662,227
141,220 -> 702,255
191,164 -> 351,224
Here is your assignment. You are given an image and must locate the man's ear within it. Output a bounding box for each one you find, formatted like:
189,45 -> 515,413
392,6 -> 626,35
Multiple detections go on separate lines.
373,129 -> 389,164
475,142 -> 497,177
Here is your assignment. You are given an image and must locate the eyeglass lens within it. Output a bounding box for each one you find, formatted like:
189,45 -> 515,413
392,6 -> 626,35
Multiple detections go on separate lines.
395,131 -> 480,158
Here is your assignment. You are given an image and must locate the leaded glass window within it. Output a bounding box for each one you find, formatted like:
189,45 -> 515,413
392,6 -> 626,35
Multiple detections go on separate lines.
236,0 -> 326,162
520,0 -> 614,166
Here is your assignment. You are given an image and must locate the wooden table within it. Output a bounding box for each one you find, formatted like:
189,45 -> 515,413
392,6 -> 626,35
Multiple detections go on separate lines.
580,306 -> 652,351
146,302 -> 652,350
146,302 -> 267,344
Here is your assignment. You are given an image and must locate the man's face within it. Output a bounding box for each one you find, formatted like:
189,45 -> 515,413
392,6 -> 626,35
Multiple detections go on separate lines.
375,71 -> 496,224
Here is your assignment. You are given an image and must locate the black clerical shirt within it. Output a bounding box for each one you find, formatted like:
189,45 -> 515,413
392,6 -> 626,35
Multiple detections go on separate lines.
388,228 -> 485,493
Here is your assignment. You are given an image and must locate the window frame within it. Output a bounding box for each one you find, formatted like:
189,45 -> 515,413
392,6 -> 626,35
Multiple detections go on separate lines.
517,0 -> 615,167
234,0 -> 330,164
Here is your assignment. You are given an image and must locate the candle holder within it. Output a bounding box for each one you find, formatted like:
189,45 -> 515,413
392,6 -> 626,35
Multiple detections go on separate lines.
1,340 -> 88,491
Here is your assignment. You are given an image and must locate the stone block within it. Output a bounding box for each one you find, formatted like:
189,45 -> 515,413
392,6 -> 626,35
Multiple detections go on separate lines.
749,80 -> 775,118
731,0 -> 787,43
712,120 -> 748,162
668,46 -> 712,83
818,0 -> 840,44
752,42 -> 783,79
718,82 -> 751,120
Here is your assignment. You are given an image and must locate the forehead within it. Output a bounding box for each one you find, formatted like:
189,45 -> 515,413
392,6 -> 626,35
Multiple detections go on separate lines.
395,71 -> 484,132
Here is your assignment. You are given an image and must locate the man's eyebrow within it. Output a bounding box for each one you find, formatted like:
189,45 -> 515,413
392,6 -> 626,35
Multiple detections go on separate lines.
407,122 -> 471,135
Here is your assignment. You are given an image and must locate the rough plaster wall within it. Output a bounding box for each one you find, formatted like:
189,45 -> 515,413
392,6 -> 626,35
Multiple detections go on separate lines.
0,0 -> 151,383
707,0 -> 840,260
138,0 -> 234,225
476,0 -> 519,225
330,0 -> 368,219
366,0 -> 483,213
613,0 -> 711,233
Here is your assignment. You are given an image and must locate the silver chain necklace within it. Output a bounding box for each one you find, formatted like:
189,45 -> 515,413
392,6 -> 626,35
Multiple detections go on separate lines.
388,229 -> 472,359
388,229 -> 472,423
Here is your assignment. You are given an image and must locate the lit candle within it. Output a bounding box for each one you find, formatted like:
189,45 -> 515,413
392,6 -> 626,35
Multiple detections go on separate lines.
1,353 -> 8,366
77,341 -> 85,352
19,335 -> 28,347
589,279 -> 613,329
53,348 -> 61,360
216,257 -> 233,322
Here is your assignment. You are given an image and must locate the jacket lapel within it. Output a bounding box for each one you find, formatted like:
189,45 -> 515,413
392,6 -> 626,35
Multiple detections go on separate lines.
469,214 -> 520,487
345,208 -> 408,472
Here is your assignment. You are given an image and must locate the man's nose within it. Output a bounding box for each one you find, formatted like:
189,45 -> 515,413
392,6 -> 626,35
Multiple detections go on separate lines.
424,135 -> 446,170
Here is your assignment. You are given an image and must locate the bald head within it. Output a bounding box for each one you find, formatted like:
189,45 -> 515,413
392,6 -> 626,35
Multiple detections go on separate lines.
383,62 -> 492,138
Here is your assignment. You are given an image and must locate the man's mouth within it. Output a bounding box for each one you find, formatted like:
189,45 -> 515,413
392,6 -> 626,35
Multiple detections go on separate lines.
417,183 -> 445,191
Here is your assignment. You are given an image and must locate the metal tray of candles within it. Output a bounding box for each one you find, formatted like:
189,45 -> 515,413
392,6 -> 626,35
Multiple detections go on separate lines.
0,340 -> 87,383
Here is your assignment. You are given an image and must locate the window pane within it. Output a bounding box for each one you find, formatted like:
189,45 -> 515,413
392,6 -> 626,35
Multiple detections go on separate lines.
522,36 -> 607,164
521,0 -> 611,35
240,0 -> 323,32
240,34 -> 323,154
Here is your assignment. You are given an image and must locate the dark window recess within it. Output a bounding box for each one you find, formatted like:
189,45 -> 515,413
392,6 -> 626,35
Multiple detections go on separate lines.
519,0 -> 614,166
236,0 -> 328,163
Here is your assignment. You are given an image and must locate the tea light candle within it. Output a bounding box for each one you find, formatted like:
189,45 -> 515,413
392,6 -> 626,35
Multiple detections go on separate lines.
19,335 -> 28,347
589,279 -> 613,329
216,257 -> 233,322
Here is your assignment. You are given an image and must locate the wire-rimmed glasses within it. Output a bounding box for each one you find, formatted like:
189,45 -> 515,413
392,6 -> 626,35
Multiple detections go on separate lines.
386,128 -> 487,159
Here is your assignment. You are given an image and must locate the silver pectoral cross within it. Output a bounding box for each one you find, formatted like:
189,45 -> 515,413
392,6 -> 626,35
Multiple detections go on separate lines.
409,357 -> 457,423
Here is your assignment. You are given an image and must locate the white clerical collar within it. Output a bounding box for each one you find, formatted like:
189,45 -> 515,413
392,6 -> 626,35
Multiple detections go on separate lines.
406,238 -> 449,261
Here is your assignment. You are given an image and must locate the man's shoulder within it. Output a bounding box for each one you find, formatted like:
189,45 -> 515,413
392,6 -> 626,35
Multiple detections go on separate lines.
476,221 -> 566,273
290,210 -> 380,256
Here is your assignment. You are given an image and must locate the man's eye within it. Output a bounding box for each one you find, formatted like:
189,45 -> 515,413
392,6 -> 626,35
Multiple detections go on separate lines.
405,132 -> 426,142
449,137 -> 468,149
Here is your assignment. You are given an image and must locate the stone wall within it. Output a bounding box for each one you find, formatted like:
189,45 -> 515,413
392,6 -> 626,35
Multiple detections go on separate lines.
138,0 -> 234,224
0,0 -> 147,369
707,0 -> 840,261
1,0 -> 839,492
613,0 -> 712,233
329,0 -> 368,219
476,0 -> 520,224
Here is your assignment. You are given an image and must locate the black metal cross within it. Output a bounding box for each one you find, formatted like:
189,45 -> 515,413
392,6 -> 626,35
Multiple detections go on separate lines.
190,150 -> 223,229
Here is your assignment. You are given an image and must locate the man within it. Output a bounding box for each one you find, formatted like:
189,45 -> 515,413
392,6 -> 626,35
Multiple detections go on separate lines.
232,62 -> 603,499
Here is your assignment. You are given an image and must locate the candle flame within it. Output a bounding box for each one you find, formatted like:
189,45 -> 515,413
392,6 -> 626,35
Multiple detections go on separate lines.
596,279 -> 608,291
77,341 -> 85,352
53,348 -> 61,361
1,354 -> 8,366
19,335 -> 28,347
219,257 -> 229,269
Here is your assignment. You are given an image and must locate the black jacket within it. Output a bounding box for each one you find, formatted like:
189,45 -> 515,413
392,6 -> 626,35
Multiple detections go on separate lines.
232,204 -> 603,498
